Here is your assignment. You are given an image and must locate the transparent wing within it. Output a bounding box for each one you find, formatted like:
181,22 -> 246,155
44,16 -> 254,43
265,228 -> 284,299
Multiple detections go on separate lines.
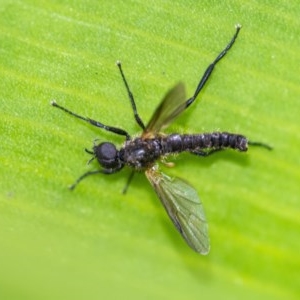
145,167 -> 210,254
143,82 -> 187,137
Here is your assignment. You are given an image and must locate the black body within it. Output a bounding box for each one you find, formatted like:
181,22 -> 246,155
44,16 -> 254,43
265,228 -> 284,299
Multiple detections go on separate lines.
51,25 -> 271,254
51,24 -> 272,191
117,132 -> 248,170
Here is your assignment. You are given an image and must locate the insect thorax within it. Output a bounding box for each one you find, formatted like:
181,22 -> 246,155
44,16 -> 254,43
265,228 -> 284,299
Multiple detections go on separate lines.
120,138 -> 162,169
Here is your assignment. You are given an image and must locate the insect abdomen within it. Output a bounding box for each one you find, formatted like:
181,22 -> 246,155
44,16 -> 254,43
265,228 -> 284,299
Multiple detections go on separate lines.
161,132 -> 248,154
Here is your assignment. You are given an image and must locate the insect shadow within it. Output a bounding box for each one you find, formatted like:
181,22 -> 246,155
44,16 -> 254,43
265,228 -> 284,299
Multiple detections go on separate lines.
51,25 -> 271,254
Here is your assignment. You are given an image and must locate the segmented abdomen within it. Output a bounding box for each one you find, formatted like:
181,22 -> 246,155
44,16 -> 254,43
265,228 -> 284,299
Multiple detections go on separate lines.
160,132 -> 248,154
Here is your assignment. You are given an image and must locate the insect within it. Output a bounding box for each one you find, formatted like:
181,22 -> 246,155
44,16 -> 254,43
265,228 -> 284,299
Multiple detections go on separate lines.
51,25 -> 271,254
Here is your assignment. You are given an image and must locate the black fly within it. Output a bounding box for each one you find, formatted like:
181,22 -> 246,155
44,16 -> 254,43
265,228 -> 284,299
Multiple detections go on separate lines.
51,25 -> 271,254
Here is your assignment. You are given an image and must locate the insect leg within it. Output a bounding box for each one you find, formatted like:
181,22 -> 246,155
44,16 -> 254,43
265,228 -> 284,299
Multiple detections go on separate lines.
69,170 -> 103,190
122,170 -> 135,194
51,101 -> 131,140
191,141 -> 272,157
191,148 -> 224,157
69,166 -> 124,190
248,141 -> 272,150
185,25 -> 242,109
116,61 -> 146,130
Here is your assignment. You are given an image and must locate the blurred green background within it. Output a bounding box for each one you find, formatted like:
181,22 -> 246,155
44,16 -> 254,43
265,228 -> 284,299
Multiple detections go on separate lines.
0,1 -> 299,299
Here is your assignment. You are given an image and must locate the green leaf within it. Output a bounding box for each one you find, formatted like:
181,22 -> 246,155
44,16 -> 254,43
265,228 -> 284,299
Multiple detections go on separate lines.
1,1 -> 299,299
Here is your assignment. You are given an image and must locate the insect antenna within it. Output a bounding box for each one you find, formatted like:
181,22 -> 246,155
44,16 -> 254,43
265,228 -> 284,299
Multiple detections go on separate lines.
85,148 -> 94,155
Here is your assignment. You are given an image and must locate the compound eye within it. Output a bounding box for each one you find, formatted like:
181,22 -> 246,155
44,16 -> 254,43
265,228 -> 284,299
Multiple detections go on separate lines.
94,142 -> 119,169
99,142 -> 117,159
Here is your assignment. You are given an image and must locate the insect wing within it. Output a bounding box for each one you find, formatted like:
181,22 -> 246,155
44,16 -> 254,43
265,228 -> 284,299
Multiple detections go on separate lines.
145,168 -> 210,254
144,82 -> 187,137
